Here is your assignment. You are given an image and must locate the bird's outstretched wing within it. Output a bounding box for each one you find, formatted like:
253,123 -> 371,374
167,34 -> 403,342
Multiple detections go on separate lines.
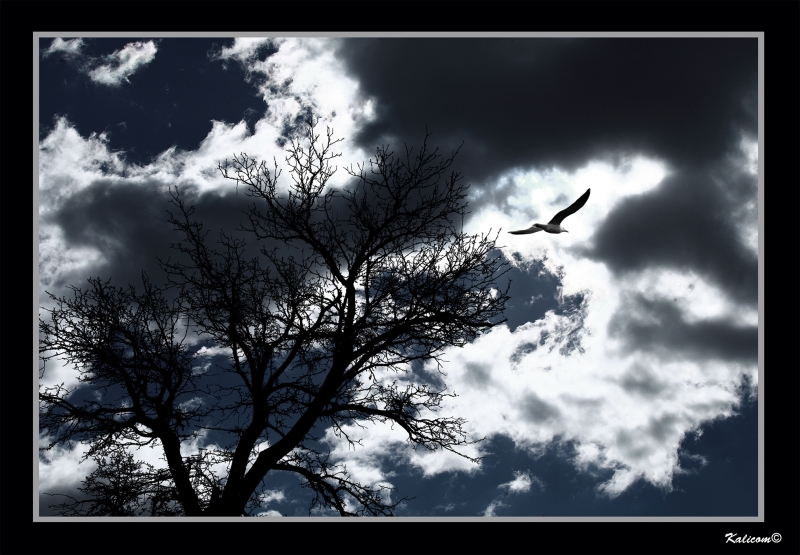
508,226 -> 543,235
548,188 -> 591,225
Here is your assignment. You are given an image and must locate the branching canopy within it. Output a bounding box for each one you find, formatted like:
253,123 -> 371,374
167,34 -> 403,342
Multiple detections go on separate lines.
40,120 -> 510,516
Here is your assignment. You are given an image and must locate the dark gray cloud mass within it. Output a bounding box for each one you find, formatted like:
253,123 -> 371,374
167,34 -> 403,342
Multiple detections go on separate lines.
334,37 -> 758,365
42,180 -> 260,296
335,38 -> 757,182
585,167 -> 758,305
609,294 -> 757,364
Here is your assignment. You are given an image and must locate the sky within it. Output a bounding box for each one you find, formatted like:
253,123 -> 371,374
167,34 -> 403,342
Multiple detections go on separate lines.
37,36 -> 759,518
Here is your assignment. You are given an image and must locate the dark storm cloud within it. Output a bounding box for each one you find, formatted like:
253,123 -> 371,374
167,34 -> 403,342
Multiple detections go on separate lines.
335,38 -> 757,185
42,180 -> 261,297
334,38 -> 759,348
608,294 -> 757,364
585,167 -> 758,305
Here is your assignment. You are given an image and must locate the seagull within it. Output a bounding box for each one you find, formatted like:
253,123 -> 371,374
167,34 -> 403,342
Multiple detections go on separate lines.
508,188 -> 591,235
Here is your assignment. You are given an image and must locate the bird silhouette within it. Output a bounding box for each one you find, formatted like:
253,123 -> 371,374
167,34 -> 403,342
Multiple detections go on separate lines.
509,189 -> 590,235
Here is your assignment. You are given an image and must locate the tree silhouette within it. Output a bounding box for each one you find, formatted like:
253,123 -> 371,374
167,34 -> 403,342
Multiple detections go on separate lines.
39,120 -> 510,516
44,445 -> 184,516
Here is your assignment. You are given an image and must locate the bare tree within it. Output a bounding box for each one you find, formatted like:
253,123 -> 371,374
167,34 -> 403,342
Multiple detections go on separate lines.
44,445 -> 184,516
39,120 -> 510,516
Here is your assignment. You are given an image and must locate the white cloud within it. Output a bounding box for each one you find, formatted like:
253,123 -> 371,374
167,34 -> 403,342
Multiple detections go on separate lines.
178,396 -> 204,413
88,41 -> 158,87
254,488 -> 287,515
193,345 -> 233,359
39,117 -> 128,206
211,37 -> 275,65
498,470 -> 543,494
42,38 -> 85,58
624,268 -> 758,328
38,428 -> 237,515
37,117 -> 131,303
39,437 -> 96,493
482,499 -> 506,517
210,37 -> 376,189
319,422 -> 400,485
259,489 -> 286,505
477,470 -> 545,517
739,136 -> 758,176
318,365 -> 486,484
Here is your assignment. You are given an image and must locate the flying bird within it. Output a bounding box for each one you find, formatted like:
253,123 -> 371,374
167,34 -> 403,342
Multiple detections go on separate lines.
508,188 -> 591,235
